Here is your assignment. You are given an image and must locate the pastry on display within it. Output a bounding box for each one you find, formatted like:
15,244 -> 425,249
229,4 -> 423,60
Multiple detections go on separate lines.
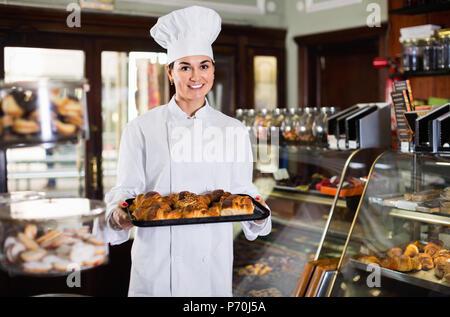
2,224 -> 107,275
129,190 -> 255,221
0,83 -> 86,146
404,189 -> 443,202
357,239 -> 450,282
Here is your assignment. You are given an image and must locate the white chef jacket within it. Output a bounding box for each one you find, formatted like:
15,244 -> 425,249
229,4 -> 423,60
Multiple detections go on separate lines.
103,97 -> 271,297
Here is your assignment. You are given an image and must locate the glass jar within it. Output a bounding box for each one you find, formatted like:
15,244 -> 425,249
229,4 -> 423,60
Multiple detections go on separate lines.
312,107 -> 329,147
297,107 -> 314,146
436,33 -> 447,70
270,108 -> 284,143
401,39 -> 413,72
0,79 -> 89,149
281,108 -> 299,146
244,109 -> 256,136
423,37 -> 438,71
253,109 -> 272,142
446,34 -> 450,69
0,198 -> 108,276
410,39 -> 423,72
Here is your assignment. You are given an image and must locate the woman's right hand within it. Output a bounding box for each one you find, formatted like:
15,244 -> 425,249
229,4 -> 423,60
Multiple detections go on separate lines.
110,200 -> 133,231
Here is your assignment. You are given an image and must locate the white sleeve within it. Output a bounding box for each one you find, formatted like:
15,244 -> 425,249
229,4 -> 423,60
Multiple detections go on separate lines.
103,123 -> 147,245
231,128 -> 271,241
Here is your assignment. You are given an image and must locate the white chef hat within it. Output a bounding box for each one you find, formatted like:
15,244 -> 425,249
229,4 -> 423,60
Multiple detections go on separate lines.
150,6 -> 222,64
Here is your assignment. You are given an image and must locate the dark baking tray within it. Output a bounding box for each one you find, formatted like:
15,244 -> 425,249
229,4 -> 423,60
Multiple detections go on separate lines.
125,195 -> 270,227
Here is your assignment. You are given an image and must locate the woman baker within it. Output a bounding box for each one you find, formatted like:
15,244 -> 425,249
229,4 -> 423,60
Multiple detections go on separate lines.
104,6 -> 271,297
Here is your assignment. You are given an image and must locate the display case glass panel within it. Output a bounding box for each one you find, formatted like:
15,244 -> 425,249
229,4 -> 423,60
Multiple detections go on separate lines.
328,151 -> 450,297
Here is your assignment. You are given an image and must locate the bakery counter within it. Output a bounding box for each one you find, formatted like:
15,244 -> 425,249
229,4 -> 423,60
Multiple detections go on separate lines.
325,152 -> 450,297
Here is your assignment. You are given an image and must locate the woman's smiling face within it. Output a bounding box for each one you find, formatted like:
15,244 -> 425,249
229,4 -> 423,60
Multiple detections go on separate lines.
167,55 -> 215,103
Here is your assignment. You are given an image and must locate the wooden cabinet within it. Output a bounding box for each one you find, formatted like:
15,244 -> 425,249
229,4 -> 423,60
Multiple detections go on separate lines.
388,0 -> 450,101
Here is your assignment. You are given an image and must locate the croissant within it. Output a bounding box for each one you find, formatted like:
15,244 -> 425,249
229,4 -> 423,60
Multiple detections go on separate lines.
404,244 -> 419,257
418,253 -> 434,270
396,255 -> 414,272
411,256 -> 422,271
381,257 -> 398,270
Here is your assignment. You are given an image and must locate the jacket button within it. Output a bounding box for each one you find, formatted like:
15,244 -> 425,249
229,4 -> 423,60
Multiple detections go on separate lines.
202,256 -> 208,263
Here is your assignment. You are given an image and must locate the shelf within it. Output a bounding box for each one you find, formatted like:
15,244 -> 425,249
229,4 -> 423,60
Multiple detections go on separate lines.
269,188 -> 348,209
351,259 -> 450,295
389,3 -> 450,15
390,69 -> 450,79
389,208 -> 450,226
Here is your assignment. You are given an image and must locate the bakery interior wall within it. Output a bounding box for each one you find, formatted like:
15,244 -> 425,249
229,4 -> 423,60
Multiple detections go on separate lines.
284,0 -> 388,109
2,0 -> 388,110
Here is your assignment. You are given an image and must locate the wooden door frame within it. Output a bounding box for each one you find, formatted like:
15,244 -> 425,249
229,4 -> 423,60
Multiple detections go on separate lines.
294,24 -> 388,108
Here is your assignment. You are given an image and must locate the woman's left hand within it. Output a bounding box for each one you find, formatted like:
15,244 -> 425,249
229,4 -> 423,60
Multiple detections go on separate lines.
254,196 -> 268,225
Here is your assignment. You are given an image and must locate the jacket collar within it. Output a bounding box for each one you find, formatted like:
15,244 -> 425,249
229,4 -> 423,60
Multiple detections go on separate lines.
167,96 -> 212,121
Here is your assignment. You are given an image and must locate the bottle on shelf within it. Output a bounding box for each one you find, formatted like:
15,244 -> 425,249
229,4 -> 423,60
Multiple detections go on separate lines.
312,107 -> 329,148
281,108 -> 299,146
244,109 -> 256,138
253,108 -> 273,143
296,107 -> 314,146
423,37 -> 438,71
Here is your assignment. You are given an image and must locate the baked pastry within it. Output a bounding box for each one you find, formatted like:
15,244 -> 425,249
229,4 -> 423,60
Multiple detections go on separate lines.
13,118 -> 39,134
397,255 -> 414,272
207,202 -> 222,217
129,190 -> 254,221
20,249 -> 47,262
358,256 -> 381,266
55,120 -> 76,135
434,259 -> 450,279
182,202 -> 209,218
418,253 -> 434,270
387,247 -> 403,259
410,256 -> 422,271
18,232 -> 40,250
24,224 -> 38,240
411,240 -> 427,252
424,241 -> 443,258
1,94 -> 24,117
221,195 -> 254,216
404,244 -> 419,257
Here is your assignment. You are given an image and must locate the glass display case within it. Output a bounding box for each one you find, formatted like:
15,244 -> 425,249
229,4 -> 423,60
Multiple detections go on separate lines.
231,145 -> 385,297
326,151 -> 450,297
